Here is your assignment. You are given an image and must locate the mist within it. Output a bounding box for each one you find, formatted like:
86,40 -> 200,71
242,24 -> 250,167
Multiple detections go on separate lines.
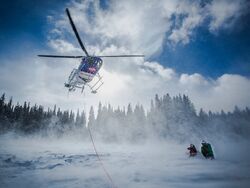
1,93 -> 250,188
1,132 -> 249,188
1,0 -> 250,187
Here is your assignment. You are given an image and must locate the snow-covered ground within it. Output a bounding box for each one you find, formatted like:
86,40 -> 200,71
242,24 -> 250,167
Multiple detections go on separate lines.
0,133 -> 250,188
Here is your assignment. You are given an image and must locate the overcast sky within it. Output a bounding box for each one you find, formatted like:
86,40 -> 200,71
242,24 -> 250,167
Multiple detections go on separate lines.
0,0 -> 250,113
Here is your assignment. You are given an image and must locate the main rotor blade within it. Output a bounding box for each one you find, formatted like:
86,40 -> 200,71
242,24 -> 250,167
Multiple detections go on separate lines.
66,8 -> 89,56
38,55 -> 84,58
97,55 -> 145,58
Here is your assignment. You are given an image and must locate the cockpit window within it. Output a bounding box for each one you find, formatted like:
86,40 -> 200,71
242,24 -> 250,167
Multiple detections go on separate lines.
80,57 -> 102,74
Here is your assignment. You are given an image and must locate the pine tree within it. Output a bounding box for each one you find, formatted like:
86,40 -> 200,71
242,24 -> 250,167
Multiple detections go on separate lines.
53,105 -> 57,116
81,110 -> 86,128
0,93 -> 5,116
88,106 -> 95,127
75,109 -> 81,127
127,103 -> 133,117
95,102 -> 103,128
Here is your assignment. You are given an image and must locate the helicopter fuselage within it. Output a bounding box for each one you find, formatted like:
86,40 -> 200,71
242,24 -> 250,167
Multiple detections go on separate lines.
64,56 -> 104,93
77,56 -> 103,82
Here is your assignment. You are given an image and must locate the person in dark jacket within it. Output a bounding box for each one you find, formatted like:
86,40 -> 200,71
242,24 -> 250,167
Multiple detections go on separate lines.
187,144 -> 197,156
201,140 -> 214,159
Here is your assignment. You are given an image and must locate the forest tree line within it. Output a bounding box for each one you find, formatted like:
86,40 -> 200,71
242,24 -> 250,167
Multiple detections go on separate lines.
0,93 -> 86,135
0,93 -> 249,141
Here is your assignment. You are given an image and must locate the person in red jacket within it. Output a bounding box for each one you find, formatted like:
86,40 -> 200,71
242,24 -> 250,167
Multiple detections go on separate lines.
187,144 -> 197,157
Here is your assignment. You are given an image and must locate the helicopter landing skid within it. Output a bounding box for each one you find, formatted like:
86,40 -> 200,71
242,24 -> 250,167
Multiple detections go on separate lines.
64,68 -> 103,94
88,75 -> 104,94
65,80 -> 83,92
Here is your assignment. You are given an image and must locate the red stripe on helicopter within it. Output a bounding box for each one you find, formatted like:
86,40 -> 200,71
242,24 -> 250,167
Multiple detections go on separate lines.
88,67 -> 96,73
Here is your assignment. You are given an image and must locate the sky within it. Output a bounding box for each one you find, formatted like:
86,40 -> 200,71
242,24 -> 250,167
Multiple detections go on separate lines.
0,0 -> 250,113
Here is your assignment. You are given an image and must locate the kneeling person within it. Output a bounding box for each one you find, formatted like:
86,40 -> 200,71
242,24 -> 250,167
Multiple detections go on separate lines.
187,144 -> 197,157
201,140 -> 214,159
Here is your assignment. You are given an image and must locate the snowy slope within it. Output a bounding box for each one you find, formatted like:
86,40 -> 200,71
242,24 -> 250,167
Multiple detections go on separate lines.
0,134 -> 250,188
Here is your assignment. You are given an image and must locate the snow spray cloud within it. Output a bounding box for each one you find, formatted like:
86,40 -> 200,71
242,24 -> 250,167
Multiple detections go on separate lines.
1,94 -> 250,188
1,1 -> 250,187
1,125 -> 250,188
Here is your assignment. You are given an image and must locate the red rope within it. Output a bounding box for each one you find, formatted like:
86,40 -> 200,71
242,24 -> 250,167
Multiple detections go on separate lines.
88,126 -> 117,188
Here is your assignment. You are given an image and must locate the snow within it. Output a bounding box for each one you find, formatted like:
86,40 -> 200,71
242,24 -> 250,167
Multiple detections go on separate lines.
0,133 -> 250,188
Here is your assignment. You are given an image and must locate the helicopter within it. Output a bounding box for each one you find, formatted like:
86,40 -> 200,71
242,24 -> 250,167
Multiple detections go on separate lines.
38,8 -> 144,94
